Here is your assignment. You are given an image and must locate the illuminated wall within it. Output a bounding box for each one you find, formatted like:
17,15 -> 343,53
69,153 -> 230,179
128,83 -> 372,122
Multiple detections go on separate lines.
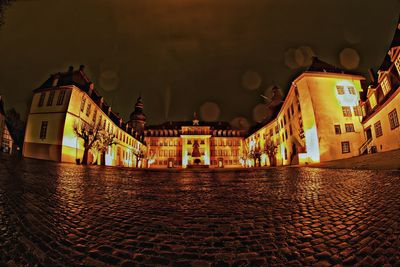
24,85 -> 146,167
246,72 -> 366,166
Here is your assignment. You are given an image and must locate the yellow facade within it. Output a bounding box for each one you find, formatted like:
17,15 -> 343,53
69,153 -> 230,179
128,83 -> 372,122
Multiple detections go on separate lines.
145,125 -> 245,168
23,82 -> 146,167
246,70 -> 366,167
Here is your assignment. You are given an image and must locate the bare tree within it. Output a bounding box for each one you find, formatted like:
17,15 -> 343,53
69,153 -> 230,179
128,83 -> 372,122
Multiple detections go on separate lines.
133,148 -> 146,168
264,140 -> 278,167
92,129 -> 115,165
73,122 -> 101,165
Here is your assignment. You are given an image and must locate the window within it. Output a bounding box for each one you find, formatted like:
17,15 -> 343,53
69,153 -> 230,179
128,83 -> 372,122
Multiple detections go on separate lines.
374,121 -> 383,137
86,103 -> 91,116
269,129 -> 273,137
92,109 -> 97,122
275,125 -> 279,134
334,125 -> 341,134
341,141 -> 350,154
381,76 -> 391,96
353,106 -> 362,116
342,106 -> 352,117
348,86 -> 356,95
40,121 -> 48,139
57,90 -> 66,105
289,125 -> 292,135
369,93 -> 377,109
80,98 -> 86,112
47,91 -> 55,106
38,93 -> 46,107
388,109 -> 399,130
336,85 -> 345,95
395,56 -> 400,76
345,123 -> 355,132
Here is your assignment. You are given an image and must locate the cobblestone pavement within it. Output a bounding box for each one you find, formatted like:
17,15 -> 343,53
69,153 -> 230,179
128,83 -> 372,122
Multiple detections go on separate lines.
1,156 -> 400,266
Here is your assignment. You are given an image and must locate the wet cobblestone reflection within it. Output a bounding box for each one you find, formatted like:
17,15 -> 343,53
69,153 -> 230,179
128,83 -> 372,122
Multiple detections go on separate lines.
1,156 -> 400,266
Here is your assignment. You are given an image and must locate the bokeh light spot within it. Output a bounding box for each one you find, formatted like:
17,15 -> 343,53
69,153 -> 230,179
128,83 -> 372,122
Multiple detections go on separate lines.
99,63 -> 119,92
339,48 -> 360,70
284,48 -> 300,69
199,102 -> 221,121
242,70 -> 262,90
230,117 -> 250,131
252,103 -> 271,123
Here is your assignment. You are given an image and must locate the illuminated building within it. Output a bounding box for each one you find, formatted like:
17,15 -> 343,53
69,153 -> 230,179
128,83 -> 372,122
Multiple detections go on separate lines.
23,66 -> 147,167
360,18 -> 400,153
0,96 -> 14,154
144,115 -> 246,168
246,57 -> 366,166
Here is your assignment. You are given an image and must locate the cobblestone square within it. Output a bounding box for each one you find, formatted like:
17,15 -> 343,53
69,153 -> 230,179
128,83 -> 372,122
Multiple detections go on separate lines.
1,156 -> 400,266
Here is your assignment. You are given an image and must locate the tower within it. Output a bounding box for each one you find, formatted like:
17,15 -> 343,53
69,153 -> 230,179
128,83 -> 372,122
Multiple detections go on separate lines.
129,96 -> 146,134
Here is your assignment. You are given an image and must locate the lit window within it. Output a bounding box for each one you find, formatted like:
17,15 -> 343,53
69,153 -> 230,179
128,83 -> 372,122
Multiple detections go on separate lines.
38,92 -> 46,107
369,93 -> 377,109
57,90 -> 66,105
80,98 -> 86,112
40,121 -> 48,139
334,125 -> 341,134
47,91 -> 55,106
342,106 -> 352,117
381,76 -> 391,96
347,86 -> 356,95
345,123 -> 355,132
341,141 -> 350,154
388,109 -> 399,130
336,85 -> 345,95
395,56 -> 400,76
353,106 -> 362,116
374,121 -> 383,137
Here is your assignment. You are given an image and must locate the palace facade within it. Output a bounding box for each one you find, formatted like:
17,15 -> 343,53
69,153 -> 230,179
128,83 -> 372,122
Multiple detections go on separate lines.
144,118 -> 246,168
23,66 -> 147,167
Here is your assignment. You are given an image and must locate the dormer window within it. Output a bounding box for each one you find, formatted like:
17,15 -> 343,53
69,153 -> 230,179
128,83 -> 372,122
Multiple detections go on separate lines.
381,76 -> 391,96
395,55 -> 400,76
369,93 -> 377,109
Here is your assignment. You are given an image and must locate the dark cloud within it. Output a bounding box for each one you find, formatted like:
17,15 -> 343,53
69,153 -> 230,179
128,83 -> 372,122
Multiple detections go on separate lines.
0,0 -> 399,124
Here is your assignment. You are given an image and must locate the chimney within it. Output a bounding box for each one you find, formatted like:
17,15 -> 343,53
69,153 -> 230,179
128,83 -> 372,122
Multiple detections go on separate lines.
68,66 -> 74,72
79,65 -> 85,71
368,68 -> 376,84
88,82 -> 94,96
108,106 -> 112,116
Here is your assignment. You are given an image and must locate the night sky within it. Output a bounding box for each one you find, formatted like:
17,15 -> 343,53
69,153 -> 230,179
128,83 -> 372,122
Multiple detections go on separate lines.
0,1 -> 399,127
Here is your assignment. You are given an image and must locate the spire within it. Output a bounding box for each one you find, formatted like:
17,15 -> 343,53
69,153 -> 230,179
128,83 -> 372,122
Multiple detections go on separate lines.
193,112 -> 199,125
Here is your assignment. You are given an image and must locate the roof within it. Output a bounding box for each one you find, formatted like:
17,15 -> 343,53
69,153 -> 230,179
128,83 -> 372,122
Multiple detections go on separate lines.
146,120 -> 232,130
306,57 -> 348,74
390,15 -> 400,49
0,96 -> 5,116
